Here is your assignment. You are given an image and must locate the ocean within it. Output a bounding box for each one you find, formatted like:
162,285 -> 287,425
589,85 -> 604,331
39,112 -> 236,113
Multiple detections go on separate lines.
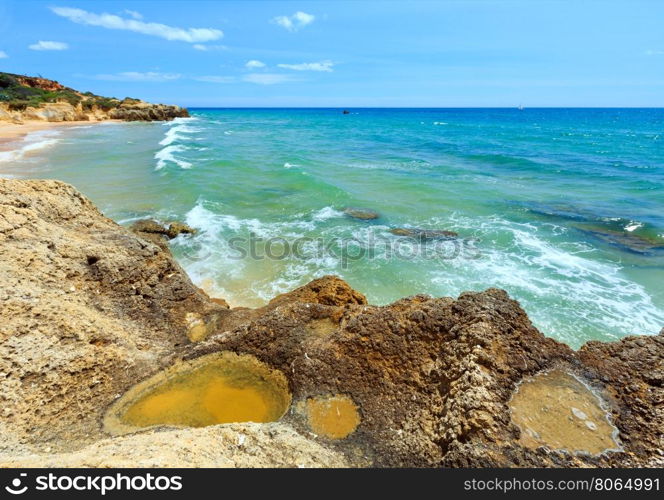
2,108 -> 663,348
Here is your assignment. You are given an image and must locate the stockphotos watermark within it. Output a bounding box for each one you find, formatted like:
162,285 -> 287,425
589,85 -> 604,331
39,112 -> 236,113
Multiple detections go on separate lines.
181,232 -> 482,268
4,472 -> 182,495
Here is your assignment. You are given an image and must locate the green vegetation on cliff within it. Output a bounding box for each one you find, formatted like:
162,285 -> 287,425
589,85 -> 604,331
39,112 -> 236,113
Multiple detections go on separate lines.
0,71 -> 120,111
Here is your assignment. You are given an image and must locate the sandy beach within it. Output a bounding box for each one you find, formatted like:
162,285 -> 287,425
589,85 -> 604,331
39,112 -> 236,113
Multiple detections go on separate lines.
0,120 -> 116,152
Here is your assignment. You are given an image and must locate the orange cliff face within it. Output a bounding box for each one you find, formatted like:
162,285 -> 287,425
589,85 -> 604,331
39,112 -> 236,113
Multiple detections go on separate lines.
15,75 -> 67,92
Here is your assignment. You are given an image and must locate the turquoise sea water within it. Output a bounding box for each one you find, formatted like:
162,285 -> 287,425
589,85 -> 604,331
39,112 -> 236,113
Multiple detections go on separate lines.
1,108 -> 663,347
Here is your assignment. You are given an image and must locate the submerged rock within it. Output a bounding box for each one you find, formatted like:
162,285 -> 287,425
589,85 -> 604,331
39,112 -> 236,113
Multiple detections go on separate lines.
389,227 -> 459,239
579,227 -> 664,255
521,202 -> 664,256
0,179 -> 661,468
343,207 -> 380,220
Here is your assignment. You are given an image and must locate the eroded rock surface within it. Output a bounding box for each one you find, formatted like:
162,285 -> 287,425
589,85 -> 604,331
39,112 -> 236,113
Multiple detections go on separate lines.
0,179 -> 661,468
0,423 -> 347,468
0,179 -> 226,451
184,289 -> 662,467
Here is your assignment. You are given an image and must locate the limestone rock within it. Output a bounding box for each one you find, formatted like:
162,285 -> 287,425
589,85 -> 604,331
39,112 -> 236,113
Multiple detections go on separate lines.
109,99 -> 189,122
187,289 -> 662,467
0,179 -> 661,468
0,179 -> 227,451
129,219 -> 196,252
167,221 -> 197,238
0,423 -> 347,468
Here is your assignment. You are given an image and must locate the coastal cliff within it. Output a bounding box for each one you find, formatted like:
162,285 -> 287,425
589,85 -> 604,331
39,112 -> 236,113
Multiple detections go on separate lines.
0,72 -> 188,123
0,179 -> 661,468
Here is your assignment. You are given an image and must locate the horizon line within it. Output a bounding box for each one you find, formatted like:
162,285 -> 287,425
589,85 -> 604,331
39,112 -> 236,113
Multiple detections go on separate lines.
185,106 -> 664,109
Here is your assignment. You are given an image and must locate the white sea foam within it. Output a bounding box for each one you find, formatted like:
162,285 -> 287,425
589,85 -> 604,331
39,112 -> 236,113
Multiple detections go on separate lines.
0,130 -> 62,163
154,145 -> 192,170
154,118 -> 201,169
624,221 -> 643,232
163,116 -> 198,127
311,206 -> 343,221
171,200 -> 664,345
283,162 -> 297,168
429,214 -> 664,346
159,124 -> 200,146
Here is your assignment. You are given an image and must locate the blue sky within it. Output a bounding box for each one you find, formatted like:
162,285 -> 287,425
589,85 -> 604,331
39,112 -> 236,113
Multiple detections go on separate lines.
0,0 -> 662,107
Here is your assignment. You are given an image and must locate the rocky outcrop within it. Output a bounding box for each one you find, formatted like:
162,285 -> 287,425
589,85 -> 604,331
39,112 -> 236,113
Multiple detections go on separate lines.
109,98 -> 189,122
0,100 -> 188,124
0,179 -> 661,468
130,219 -> 197,251
186,290 -> 662,467
0,179 -> 226,451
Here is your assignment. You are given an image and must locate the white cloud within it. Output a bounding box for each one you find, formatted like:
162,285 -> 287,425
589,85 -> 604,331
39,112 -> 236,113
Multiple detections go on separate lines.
193,75 -> 235,83
0,50 -> 7,59
272,11 -> 315,32
645,50 -> 664,56
277,60 -> 333,72
51,6 -> 223,43
123,9 -> 143,20
193,44 -> 228,51
93,72 -> 181,82
29,40 -> 69,51
245,59 -> 266,69
243,73 -> 295,85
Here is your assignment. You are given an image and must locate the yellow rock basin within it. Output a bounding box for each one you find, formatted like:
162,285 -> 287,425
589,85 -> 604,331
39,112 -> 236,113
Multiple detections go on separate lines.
509,369 -> 621,455
302,395 -> 361,440
104,352 -> 291,435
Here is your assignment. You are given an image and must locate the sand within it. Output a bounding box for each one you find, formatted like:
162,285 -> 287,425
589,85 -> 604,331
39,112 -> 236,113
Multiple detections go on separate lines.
0,120 -> 117,152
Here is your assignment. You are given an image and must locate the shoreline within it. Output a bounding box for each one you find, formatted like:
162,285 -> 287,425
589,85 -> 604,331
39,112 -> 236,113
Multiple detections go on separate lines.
0,119 -> 121,152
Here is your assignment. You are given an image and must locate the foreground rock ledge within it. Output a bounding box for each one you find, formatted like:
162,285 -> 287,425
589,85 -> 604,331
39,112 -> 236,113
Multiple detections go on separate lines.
0,179 -> 661,468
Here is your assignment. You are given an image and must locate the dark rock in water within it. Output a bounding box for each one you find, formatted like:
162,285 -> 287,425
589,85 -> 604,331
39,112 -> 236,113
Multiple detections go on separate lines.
342,110 -> 350,114
344,207 -> 380,220
520,202 -> 593,222
390,227 -> 458,239
129,219 -> 196,251
579,227 -> 664,255
519,202 -> 664,256
130,219 -> 166,235
130,219 -> 196,239
166,221 -> 197,239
